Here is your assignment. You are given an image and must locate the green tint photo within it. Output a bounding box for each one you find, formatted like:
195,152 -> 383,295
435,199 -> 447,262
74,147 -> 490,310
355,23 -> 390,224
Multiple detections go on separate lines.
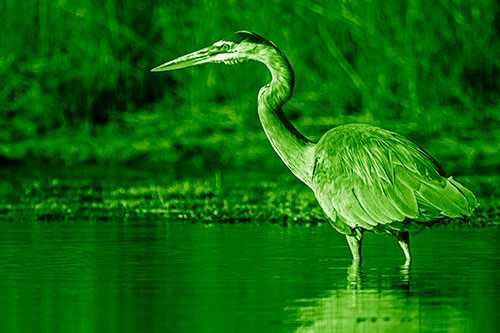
0,0 -> 499,332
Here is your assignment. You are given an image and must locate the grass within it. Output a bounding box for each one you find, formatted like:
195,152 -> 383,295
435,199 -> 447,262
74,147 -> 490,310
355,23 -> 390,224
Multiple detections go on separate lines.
1,166 -> 499,227
1,1 -> 499,225
1,0 -> 499,173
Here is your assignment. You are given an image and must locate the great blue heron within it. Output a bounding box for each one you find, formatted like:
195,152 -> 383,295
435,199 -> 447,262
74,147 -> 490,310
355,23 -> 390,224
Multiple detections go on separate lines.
152,31 -> 478,261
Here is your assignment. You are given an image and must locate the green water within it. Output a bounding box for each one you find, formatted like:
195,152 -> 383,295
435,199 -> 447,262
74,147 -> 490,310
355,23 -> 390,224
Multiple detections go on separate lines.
0,222 -> 498,332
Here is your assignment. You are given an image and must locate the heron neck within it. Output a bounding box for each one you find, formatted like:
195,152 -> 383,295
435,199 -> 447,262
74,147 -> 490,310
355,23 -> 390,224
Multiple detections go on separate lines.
257,51 -> 315,187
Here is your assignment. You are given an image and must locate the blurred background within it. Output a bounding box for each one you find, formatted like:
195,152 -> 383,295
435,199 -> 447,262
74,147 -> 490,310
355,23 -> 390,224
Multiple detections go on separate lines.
1,3 -> 500,330
1,0 -> 499,176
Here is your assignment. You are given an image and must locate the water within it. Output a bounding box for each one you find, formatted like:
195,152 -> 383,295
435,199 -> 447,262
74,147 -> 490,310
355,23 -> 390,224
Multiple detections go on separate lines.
0,221 -> 498,332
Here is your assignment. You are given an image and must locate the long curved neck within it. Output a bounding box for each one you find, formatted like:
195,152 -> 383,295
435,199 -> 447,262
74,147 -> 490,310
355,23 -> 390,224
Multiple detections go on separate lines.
256,48 -> 315,187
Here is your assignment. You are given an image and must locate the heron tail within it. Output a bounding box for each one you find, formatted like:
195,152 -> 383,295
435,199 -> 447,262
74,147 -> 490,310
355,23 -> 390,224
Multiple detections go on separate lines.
416,177 -> 478,219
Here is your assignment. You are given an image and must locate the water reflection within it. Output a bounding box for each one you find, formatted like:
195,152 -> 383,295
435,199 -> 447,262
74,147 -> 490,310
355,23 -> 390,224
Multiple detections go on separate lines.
286,260 -> 471,332
346,260 -> 410,289
0,222 -> 498,332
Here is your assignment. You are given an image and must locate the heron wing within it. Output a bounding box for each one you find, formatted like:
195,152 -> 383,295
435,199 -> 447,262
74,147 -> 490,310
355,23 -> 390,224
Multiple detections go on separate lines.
312,124 -> 477,234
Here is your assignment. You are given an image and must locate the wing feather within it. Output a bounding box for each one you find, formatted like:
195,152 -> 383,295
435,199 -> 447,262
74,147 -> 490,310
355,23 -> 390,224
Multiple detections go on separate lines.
353,186 -> 398,224
388,166 -> 419,218
312,124 -> 477,234
333,191 -> 376,229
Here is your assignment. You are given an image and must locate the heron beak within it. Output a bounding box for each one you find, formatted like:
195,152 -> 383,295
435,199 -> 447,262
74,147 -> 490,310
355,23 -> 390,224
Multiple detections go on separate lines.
151,47 -> 216,72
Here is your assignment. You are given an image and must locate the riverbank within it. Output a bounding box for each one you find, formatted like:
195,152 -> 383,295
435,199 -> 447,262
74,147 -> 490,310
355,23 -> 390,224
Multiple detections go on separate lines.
1,165 -> 498,226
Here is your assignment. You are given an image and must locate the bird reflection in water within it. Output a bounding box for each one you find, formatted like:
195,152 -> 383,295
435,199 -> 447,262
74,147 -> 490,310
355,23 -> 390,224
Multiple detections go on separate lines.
347,260 -> 410,291
285,261 -> 467,332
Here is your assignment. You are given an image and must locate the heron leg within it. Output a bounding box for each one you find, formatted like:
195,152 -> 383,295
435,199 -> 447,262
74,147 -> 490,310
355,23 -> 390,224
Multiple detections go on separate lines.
346,228 -> 363,260
396,231 -> 411,261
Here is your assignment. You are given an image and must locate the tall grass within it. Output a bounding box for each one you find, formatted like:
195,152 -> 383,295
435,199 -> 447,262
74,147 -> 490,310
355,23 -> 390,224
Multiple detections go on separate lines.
0,0 -> 499,173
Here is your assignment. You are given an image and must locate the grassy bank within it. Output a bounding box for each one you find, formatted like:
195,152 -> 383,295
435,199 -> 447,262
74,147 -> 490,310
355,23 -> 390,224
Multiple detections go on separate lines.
1,167 -> 498,226
1,1 -> 498,225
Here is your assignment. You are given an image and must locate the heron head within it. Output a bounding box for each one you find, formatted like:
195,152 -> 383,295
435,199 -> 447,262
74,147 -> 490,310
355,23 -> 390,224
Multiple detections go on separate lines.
151,31 -> 278,72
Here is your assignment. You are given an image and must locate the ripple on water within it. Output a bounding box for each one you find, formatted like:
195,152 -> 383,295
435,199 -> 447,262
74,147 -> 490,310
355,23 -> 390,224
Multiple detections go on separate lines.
0,222 -> 498,332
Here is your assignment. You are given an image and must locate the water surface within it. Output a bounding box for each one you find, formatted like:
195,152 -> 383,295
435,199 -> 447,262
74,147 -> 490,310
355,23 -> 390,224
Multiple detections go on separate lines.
0,221 -> 498,332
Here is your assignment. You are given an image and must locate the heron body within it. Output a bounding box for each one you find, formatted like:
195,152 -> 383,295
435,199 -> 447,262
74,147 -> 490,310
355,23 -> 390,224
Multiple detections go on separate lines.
152,31 -> 478,261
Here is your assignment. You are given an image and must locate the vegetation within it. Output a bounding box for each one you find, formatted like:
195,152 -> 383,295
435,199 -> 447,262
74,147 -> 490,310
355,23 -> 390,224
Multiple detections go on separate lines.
0,1 -> 499,224
1,167 -> 498,226
1,0 -> 499,172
